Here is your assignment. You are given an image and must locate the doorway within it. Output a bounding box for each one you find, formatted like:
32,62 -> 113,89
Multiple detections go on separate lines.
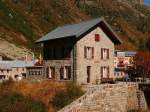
87,66 -> 91,83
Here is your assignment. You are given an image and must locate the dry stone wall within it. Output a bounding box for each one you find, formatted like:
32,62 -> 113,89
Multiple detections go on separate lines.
80,0 -> 144,5
58,83 -> 147,112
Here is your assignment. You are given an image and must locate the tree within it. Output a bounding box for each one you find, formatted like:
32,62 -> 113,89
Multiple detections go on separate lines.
75,0 -> 81,7
146,37 -> 150,50
134,52 -> 150,79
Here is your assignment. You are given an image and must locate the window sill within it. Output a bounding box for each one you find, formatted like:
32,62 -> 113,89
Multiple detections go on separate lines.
101,59 -> 109,61
60,79 -> 71,80
85,58 -> 94,60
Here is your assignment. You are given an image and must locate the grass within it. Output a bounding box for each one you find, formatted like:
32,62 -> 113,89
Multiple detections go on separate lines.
0,80 -> 84,112
0,93 -> 47,112
52,82 -> 84,110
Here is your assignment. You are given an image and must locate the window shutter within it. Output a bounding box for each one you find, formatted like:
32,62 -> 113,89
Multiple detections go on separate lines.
68,66 -> 71,79
101,67 -> 103,78
60,67 -> 64,80
101,48 -> 103,59
84,46 -> 87,58
52,67 -> 55,78
92,47 -> 94,59
107,49 -> 109,59
95,34 -> 100,42
107,66 -> 110,78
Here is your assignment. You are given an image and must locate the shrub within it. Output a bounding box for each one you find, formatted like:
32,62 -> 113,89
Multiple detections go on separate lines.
0,93 -> 47,112
127,110 -> 140,112
115,77 -> 126,82
51,90 -> 69,109
51,82 -> 84,110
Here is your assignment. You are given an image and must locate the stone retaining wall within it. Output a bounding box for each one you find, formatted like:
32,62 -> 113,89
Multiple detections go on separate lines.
58,83 -> 147,112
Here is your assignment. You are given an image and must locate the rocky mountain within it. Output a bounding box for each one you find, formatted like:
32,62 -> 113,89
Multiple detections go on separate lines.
0,0 -> 150,59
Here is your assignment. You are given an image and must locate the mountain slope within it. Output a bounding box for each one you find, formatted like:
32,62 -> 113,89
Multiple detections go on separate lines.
0,0 -> 89,59
78,0 -> 150,50
0,0 -> 150,59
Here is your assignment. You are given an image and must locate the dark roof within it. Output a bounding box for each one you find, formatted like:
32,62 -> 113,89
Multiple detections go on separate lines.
36,18 -> 121,44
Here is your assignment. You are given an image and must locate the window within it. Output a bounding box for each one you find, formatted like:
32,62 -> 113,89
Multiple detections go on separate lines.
29,71 -> 32,75
84,46 -> 94,59
60,66 -> 71,80
121,72 -> 122,76
95,34 -> 100,42
38,71 -> 41,75
46,66 -> 55,79
46,67 -> 49,77
87,66 -> 91,83
16,68 -> 19,71
117,72 -> 119,76
101,48 -> 109,60
65,66 -> 71,80
101,66 -> 110,78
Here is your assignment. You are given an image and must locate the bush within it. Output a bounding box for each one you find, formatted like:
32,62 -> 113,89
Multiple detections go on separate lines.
51,82 -> 84,110
115,77 -> 126,82
0,93 -> 47,112
127,110 -> 140,112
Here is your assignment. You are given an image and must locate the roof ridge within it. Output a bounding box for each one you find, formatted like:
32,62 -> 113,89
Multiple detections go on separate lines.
36,17 -> 121,44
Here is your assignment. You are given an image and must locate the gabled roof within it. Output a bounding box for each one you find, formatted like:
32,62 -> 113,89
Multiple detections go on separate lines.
36,18 -> 122,44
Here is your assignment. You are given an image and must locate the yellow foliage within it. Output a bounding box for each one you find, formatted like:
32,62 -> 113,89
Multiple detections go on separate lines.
3,80 -> 66,112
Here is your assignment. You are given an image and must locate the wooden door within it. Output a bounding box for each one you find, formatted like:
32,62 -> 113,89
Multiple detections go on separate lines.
87,66 -> 91,83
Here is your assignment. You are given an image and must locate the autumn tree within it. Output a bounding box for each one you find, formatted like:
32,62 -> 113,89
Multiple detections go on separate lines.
134,52 -> 150,79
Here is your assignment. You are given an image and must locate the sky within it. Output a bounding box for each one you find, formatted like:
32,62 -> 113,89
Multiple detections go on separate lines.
145,0 -> 150,5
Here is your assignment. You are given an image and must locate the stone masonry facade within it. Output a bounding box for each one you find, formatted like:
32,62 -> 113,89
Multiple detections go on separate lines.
43,26 -> 115,84
58,83 -> 147,112
76,27 -> 114,84
38,18 -> 121,84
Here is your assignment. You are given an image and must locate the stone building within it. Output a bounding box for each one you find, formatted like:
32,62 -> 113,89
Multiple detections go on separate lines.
36,18 -> 121,84
26,66 -> 44,80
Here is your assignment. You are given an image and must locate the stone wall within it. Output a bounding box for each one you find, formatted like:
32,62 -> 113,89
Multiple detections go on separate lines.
80,0 -> 144,5
76,26 -> 115,84
58,83 -> 147,112
120,0 -> 144,5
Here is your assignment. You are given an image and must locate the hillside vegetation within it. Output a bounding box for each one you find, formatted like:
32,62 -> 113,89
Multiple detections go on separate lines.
0,0 -> 88,59
78,0 -> 150,50
0,80 -> 84,112
0,0 -> 150,58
